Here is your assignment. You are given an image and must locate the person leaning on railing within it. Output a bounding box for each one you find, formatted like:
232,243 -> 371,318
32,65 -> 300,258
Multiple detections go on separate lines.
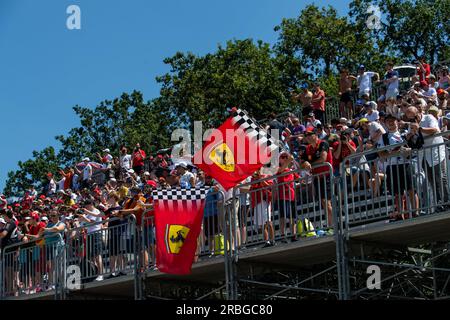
37,210 -> 66,291
376,115 -> 419,220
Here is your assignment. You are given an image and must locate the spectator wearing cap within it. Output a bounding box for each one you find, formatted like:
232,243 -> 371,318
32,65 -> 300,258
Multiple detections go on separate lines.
23,211 -> 46,292
305,112 -> 321,129
97,148 -> 113,180
419,80 -> 438,104
352,100 -> 366,124
441,113 -> 450,134
302,127 -> 334,228
132,143 -> 146,176
357,65 -> 379,98
39,210 -> 65,290
46,173 -> 56,196
119,146 -> 132,179
428,74 -> 439,90
74,157 -> 92,190
311,82 -> 326,124
104,191 -> 126,278
377,114 -> 419,220
383,62 -> 400,99
176,162 -> 196,189
363,102 -> 380,122
339,69 -> 357,119
78,199 -> 105,281
406,106 -> 449,212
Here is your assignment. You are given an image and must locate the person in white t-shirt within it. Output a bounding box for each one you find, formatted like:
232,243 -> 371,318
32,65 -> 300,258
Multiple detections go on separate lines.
78,199 -> 105,281
75,157 -> 93,190
377,114 -> 418,219
357,65 -> 379,98
364,103 -> 380,123
46,173 -> 56,196
305,112 -> 321,129
176,163 -> 195,188
419,81 -> 438,104
406,107 -> 449,211
119,147 -> 132,177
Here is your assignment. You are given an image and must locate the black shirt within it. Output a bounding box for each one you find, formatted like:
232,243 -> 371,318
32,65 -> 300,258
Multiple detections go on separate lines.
0,222 -> 19,249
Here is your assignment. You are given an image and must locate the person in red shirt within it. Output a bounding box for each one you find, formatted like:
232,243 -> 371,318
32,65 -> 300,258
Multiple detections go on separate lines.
302,128 -> 334,229
23,211 -> 46,293
311,82 -> 326,124
59,168 -> 74,190
119,187 -> 153,269
331,130 -> 356,175
250,169 -> 275,247
274,152 -> 297,243
132,143 -> 146,175
417,57 -> 431,83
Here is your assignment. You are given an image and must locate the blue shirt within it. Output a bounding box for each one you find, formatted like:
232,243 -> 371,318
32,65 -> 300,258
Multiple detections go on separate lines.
203,189 -> 223,218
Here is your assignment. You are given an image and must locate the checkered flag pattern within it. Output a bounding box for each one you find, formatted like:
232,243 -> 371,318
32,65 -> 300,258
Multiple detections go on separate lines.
231,109 -> 279,153
152,187 -> 210,201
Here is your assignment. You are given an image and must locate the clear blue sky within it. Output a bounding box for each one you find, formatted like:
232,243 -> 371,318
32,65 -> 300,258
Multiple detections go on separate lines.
0,0 -> 348,191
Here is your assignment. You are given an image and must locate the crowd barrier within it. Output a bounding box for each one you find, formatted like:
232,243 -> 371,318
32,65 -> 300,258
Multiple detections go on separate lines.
1,131 -> 449,299
338,132 -> 450,233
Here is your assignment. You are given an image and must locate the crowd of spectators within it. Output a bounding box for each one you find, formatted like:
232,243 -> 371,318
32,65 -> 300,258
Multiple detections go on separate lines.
1,59 -> 450,295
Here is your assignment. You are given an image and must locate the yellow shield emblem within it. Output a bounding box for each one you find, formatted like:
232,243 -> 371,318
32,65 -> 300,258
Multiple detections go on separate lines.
209,143 -> 235,172
165,225 -> 190,254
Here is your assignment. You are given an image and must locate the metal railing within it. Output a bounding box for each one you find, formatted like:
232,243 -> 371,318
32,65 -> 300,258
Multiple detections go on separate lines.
338,132 -> 450,234
229,164 -> 335,253
2,132 -> 450,299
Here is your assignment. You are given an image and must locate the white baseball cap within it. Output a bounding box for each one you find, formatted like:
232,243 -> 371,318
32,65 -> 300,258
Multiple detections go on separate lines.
0,218 -> 6,224
82,157 -> 90,162
103,148 -> 110,153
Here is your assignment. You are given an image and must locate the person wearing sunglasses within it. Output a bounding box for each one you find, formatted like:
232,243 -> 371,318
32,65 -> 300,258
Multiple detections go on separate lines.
274,152 -> 296,243
39,211 -> 65,291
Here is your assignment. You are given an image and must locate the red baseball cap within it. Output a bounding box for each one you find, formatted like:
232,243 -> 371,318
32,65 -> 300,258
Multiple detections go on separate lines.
30,211 -> 40,220
305,127 -> 317,135
146,180 -> 157,188
39,195 -> 46,200
47,172 -> 53,177
55,199 -> 64,205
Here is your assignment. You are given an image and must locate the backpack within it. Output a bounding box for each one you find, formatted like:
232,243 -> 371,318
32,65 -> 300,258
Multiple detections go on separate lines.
297,218 -> 316,237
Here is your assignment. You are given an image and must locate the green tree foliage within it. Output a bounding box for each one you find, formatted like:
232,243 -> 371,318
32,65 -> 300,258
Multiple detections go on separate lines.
274,4 -> 385,78
4,2 -> 448,196
4,147 -> 59,197
3,91 -> 176,197
157,39 -> 290,127
349,0 -> 450,64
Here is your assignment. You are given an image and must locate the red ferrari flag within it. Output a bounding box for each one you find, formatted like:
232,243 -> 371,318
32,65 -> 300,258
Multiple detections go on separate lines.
152,187 -> 210,275
194,109 -> 278,190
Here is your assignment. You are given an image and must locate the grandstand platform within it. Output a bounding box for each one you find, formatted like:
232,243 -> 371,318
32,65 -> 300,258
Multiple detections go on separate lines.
10,208 -> 450,300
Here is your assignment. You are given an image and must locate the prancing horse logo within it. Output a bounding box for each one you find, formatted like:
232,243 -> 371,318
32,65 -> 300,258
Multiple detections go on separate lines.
165,225 -> 190,254
209,143 -> 235,172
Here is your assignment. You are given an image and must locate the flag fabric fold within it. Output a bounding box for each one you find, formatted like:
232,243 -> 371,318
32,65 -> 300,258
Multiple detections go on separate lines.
194,109 -> 279,190
152,187 -> 210,275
